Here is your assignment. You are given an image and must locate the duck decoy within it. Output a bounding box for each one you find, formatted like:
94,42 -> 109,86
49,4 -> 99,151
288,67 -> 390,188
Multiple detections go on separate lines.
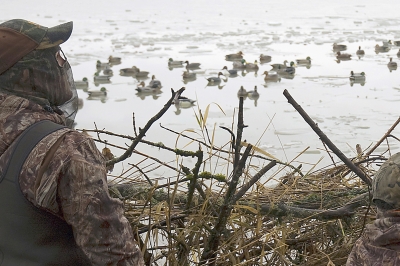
382,40 -> 392,47
206,72 -> 224,84
333,43 -> 347,51
271,60 -> 288,70
296,57 -> 311,65
120,66 -> 140,75
173,93 -> 196,107
134,69 -> 150,79
149,75 -> 162,88
96,60 -> 110,69
247,86 -> 260,106
94,72 -> 111,82
182,71 -> 197,80
247,86 -> 259,99
232,59 -> 246,69
74,77 -> 89,89
136,81 -> 162,93
237,86 -> 248,98
103,67 -> 113,76
259,54 -> 272,63
222,66 -> 238,76
245,60 -> 259,71
88,87 -> 107,97
225,51 -> 244,61
262,71 -> 280,82
108,56 -> 122,65
336,51 -> 352,60
349,71 -> 366,81
356,46 -> 365,56
184,61 -> 201,69
387,57 -> 397,71
375,44 -> 390,53
168,58 -> 184,66
277,61 -> 296,75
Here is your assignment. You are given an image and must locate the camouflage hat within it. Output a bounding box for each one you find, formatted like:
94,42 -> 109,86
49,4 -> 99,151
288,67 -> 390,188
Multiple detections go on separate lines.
372,153 -> 400,209
0,19 -> 73,75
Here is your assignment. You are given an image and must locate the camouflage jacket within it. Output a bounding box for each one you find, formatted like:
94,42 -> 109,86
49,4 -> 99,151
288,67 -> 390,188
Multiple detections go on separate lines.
346,209 -> 400,266
0,93 -> 144,265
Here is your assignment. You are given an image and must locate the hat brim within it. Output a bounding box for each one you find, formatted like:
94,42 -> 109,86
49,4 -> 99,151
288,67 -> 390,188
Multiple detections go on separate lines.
37,21 -> 73,49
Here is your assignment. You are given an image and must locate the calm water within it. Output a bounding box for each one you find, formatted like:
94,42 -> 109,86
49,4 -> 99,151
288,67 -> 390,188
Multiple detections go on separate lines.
4,1 -> 400,179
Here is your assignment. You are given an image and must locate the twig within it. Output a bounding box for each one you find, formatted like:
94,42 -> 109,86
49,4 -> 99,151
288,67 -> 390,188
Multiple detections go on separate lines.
365,117 -> 400,156
106,87 -> 185,167
283,89 -> 372,186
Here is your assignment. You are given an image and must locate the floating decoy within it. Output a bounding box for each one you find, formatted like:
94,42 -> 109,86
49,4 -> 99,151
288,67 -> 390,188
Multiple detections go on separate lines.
96,60 -> 110,69
94,72 -> 111,82
120,66 -> 140,75
136,81 -> 162,93
237,86 -> 248,97
225,51 -> 244,61
88,87 -> 107,97
149,75 -> 162,88
103,67 -> 113,76
247,86 -> 259,99
108,56 -> 122,64
382,40 -> 392,47
336,51 -> 352,60
206,72 -> 224,83
375,44 -> 390,53
232,59 -> 246,69
168,58 -> 184,66
184,61 -> 201,69
74,77 -> 89,89
333,43 -> 347,51
349,71 -> 366,81
262,71 -> 280,82
173,93 -> 196,107
296,57 -> 311,65
259,54 -> 272,62
245,60 -> 259,70
387,57 -> 397,70
133,69 -> 149,78
356,46 -> 365,56
271,60 -> 288,70
278,61 -> 296,75
222,66 -> 238,76
182,71 -> 197,79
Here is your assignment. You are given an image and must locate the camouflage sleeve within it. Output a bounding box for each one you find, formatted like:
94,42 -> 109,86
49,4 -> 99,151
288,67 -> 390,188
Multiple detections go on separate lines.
57,132 -> 144,265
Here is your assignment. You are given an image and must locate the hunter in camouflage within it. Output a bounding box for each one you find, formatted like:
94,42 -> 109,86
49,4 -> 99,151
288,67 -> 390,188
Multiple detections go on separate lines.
0,19 -> 144,265
346,153 -> 400,266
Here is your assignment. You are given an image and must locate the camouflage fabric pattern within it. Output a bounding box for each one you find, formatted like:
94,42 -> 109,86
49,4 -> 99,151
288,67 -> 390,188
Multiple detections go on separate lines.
346,209 -> 400,265
0,19 -> 73,49
372,152 -> 400,209
0,93 -> 145,265
0,46 -> 74,108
